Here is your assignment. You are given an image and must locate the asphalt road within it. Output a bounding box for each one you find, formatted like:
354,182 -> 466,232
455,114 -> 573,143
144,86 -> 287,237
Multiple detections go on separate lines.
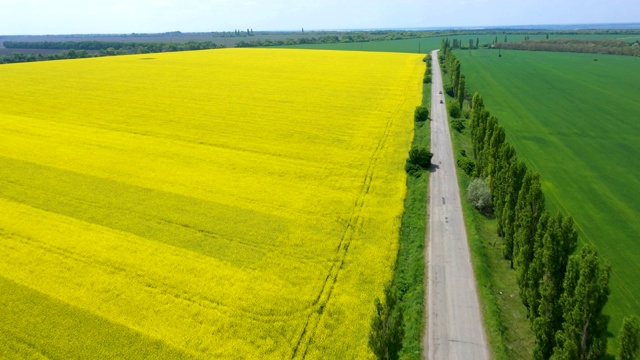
424,50 -> 490,360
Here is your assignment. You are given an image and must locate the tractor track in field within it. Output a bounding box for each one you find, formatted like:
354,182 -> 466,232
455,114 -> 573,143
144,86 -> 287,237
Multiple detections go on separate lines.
290,82 -> 413,359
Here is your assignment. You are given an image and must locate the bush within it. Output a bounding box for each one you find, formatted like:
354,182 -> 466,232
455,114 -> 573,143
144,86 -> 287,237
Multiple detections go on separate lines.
448,101 -> 461,118
467,178 -> 492,212
457,158 -> 475,176
369,283 -> 403,360
404,161 -> 423,176
408,146 -> 433,167
444,84 -> 454,97
423,74 -> 432,83
414,106 -> 429,122
451,119 -> 464,133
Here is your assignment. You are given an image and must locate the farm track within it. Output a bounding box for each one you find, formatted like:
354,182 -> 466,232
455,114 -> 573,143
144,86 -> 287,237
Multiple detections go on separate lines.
425,50 -> 489,360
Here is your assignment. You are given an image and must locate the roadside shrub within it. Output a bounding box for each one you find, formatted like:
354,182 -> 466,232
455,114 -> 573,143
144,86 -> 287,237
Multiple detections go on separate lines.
457,158 -> 475,176
408,146 -> 433,168
369,283 -> 403,360
405,161 -> 423,176
423,74 -> 432,83
414,106 -> 429,122
445,84 -> 454,97
451,118 -> 464,133
448,101 -> 461,118
467,178 -> 492,213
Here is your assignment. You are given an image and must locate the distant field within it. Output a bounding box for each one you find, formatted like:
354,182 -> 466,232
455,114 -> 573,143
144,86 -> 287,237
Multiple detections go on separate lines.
280,33 -> 640,53
4,31 -> 639,56
280,36 -> 442,53
456,49 -> 640,348
0,31 -> 379,49
0,48 -> 423,359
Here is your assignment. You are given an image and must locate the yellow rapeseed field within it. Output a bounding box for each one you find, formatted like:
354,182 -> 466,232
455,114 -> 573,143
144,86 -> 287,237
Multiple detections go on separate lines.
0,48 -> 423,359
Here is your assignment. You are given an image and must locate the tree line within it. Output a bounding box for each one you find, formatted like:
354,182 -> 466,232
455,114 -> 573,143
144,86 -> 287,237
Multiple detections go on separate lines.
0,31 -> 425,64
493,38 -> 640,57
3,40 -> 221,52
234,31 -> 422,48
470,90 -> 612,360
443,48 -> 640,359
0,41 -> 222,64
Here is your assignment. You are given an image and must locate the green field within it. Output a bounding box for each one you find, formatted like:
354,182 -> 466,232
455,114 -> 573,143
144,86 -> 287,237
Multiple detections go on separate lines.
279,33 -> 640,53
456,49 -> 640,348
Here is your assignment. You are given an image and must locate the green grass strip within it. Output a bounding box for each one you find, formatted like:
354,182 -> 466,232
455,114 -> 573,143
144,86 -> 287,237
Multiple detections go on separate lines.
389,77 -> 431,360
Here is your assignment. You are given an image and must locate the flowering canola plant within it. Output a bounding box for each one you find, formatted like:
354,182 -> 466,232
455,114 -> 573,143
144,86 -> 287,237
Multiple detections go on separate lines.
0,48 -> 423,359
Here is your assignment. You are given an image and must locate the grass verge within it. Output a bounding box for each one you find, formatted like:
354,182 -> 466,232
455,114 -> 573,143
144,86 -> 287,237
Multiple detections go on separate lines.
443,92 -> 535,358
452,126 -> 534,359
389,75 -> 431,360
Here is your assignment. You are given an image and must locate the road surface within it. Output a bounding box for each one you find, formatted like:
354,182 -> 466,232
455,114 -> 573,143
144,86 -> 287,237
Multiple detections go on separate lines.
424,50 -> 490,360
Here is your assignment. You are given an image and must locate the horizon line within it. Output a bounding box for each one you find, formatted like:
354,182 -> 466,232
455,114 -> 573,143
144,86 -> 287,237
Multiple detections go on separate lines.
2,22 -> 640,37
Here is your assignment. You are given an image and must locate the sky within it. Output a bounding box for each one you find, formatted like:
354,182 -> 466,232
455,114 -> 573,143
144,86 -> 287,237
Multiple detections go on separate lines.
0,0 -> 639,35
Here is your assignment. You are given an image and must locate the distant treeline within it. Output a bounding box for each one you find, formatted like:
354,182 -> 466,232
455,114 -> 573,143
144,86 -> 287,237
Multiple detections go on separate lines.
3,40 -> 220,52
494,38 -> 640,56
0,41 -> 221,64
234,31 -> 423,47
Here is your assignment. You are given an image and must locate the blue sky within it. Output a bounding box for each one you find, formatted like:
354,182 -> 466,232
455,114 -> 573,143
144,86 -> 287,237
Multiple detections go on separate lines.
0,0 -> 639,35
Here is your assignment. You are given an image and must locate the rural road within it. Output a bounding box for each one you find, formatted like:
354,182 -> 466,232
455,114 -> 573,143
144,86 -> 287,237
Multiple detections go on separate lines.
424,50 -> 490,360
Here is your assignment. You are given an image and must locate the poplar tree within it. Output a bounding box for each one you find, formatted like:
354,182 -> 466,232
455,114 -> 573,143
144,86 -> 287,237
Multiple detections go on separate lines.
447,56 -> 460,96
532,214 -> 578,359
457,74 -> 466,109
514,172 -> 545,309
470,93 -> 484,145
493,143 -> 517,234
618,315 -> 640,360
472,109 -> 489,166
477,115 -> 497,177
501,161 -> 527,267
486,124 -> 506,182
553,245 -> 610,360
525,212 -> 550,319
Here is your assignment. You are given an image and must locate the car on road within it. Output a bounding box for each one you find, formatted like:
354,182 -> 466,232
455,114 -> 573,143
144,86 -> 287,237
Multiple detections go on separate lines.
439,91 -> 442,94
440,100 -> 443,104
